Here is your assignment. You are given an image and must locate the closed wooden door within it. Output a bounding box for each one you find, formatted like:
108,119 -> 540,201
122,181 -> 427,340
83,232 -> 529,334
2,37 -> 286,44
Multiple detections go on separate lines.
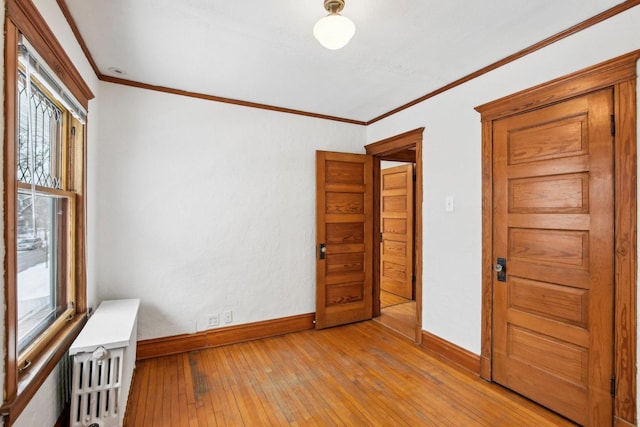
492,90 -> 614,426
316,151 -> 373,329
380,164 -> 414,299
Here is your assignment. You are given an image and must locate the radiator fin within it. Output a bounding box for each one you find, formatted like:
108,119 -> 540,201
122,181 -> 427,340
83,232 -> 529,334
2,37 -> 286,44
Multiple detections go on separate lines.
57,351 -> 73,414
70,347 -> 123,427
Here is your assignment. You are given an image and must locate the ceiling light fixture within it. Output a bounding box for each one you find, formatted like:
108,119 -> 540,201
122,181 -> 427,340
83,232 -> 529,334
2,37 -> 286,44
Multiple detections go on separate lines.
313,0 -> 356,50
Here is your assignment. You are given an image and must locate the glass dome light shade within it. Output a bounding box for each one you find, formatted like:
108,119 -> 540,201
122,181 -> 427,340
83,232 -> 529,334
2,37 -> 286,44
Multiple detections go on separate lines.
313,13 -> 356,50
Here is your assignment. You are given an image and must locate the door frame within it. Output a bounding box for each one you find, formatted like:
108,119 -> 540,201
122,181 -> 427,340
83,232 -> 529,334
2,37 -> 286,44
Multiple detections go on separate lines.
365,128 -> 424,343
476,50 -> 639,424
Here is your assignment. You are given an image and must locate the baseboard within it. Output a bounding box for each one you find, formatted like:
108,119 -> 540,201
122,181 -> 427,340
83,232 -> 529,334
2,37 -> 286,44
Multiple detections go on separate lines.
421,330 -> 481,375
137,313 -> 315,360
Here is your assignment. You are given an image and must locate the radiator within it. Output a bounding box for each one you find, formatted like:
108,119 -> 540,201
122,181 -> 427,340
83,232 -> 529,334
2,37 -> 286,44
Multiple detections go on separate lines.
69,299 -> 140,427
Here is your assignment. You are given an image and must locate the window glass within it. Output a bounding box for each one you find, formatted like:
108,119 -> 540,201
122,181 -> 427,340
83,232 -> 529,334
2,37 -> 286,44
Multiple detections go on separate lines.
17,69 -> 63,189
17,192 -> 69,352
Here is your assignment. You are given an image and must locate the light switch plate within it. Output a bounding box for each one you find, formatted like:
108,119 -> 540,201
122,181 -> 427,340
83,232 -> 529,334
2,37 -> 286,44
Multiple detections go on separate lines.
445,196 -> 455,213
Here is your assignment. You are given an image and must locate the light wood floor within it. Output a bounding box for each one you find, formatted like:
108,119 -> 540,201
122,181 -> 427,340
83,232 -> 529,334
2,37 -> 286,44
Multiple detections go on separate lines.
379,290 -> 411,308
376,290 -> 417,339
125,321 -> 575,426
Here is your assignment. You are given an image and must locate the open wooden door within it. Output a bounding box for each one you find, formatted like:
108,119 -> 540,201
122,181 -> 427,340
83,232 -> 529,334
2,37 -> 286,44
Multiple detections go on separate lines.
316,151 -> 373,329
380,164 -> 414,299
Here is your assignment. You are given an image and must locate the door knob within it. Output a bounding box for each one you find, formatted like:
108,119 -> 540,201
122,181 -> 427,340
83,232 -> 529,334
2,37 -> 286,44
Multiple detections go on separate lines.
495,258 -> 506,282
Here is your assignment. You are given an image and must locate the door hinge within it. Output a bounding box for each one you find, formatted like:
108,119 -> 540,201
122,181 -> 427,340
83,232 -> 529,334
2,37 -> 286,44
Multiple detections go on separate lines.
611,375 -> 616,397
412,275 -> 416,283
610,114 -> 616,137
380,232 -> 384,242
413,172 -> 417,182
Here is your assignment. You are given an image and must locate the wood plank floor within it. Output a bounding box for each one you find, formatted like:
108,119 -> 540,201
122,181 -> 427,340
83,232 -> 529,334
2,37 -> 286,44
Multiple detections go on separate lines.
380,290 -> 411,308
377,290 -> 416,339
375,301 -> 417,339
125,321 -> 576,426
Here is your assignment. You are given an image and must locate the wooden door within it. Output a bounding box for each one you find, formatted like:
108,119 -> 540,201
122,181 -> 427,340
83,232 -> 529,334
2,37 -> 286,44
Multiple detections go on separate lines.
316,151 -> 373,329
492,90 -> 614,426
380,164 -> 414,299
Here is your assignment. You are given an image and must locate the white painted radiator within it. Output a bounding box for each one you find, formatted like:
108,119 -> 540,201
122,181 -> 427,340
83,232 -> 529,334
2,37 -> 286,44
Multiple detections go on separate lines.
70,299 -> 140,427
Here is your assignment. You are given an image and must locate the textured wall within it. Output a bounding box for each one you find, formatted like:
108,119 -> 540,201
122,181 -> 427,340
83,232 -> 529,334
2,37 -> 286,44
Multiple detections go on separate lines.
95,83 -> 366,340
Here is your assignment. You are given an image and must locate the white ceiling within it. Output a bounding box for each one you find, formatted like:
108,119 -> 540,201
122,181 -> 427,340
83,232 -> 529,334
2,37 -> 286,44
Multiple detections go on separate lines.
64,0 -> 625,122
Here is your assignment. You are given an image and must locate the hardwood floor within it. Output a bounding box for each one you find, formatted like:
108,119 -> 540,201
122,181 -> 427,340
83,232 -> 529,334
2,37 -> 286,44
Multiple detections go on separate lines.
375,301 -> 416,339
125,321 -> 575,426
377,290 -> 416,339
379,290 -> 411,308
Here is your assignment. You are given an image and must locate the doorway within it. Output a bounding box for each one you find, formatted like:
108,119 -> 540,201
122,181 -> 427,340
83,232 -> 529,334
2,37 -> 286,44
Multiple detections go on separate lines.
366,128 -> 424,343
314,128 -> 424,342
375,162 -> 416,339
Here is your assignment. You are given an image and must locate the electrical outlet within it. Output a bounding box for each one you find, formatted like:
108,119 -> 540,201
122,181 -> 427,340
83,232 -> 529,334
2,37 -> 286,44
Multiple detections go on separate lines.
223,310 -> 233,324
207,313 -> 220,328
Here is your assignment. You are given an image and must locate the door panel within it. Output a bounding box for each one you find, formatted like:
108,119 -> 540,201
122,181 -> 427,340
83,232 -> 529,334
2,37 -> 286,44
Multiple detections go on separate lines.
316,151 -> 373,329
492,90 -> 614,426
380,164 -> 414,299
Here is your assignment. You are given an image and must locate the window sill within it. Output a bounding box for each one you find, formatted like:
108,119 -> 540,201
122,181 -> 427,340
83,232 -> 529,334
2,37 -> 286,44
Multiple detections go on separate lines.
1,313 -> 87,425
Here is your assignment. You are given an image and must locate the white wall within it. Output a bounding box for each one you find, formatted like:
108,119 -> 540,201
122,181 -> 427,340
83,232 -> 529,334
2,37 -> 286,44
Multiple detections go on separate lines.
367,3 -> 640,366
95,83 -> 366,340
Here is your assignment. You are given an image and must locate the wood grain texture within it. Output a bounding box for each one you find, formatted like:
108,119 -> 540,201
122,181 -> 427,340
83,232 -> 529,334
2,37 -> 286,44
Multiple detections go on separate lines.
136,313 -> 315,360
4,20 -> 20,408
480,119 -> 493,380
1,315 -> 86,425
509,277 -> 588,326
365,128 -> 424,156
366,127 -> 424,343
380,164 -> 413,299
413,136 -> 423,343
478,51 -> 638,425
379,290 -> 410,308
508,116 -> 587,164
316,151 -> 373,329
475,50 -> 640,120
509,173 -> 589,213
421,330 -> 481,376
373,300 -> 416,339
371,156 -> 382,318
125,321 -> 573,426
613,78 -> 637,423
493,89 -> 614,426
615,416 -> 636,427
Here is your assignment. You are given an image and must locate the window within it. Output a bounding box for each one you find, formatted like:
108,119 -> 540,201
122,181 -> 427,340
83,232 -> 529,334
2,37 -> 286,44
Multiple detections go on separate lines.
16,51 -> 76,357
12,35 -> 86,372
3,0 -> 94,422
